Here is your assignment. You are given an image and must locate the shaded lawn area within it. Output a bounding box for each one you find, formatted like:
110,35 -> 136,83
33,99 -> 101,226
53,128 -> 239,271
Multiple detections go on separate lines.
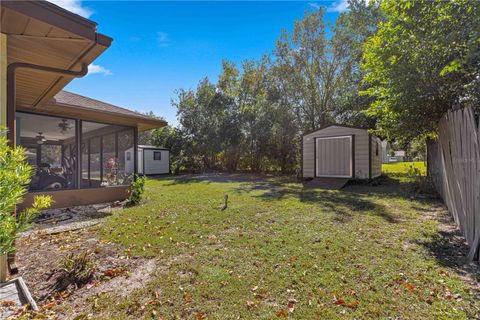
87,172 -> 478,319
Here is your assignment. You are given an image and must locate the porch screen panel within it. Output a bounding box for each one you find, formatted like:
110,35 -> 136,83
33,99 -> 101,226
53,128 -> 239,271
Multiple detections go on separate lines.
90,137 -> 101,184
81,121 -> 135,187
16,112 -> 77,191
117,129 -> 134,184
103,133 -> 116,186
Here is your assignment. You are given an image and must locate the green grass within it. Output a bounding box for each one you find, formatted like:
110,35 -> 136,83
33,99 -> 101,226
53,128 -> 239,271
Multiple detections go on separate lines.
83,170 -> 478,319
383,161 -> 426,176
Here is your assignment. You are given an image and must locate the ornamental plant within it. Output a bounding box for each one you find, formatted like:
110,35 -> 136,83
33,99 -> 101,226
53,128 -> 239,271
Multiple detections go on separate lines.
0,128 -> 52,255
125,176 -> 145,207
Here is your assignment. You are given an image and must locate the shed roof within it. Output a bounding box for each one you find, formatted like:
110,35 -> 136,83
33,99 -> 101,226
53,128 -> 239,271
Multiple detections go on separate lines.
138,145 -> 169,150
303,124 -> 371,137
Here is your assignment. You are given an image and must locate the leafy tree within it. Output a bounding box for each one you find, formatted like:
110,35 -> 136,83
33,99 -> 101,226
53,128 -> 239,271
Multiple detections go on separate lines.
164,1 -> 385,173
362,0 -> 480,143
0,129 -> 52,255
273,5 -> 374,132
136,111 -> 167,145
331,0 -> 382,128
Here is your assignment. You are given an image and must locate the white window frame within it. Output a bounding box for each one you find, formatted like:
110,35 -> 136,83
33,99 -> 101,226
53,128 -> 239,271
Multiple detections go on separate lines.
315,135 -> 353,178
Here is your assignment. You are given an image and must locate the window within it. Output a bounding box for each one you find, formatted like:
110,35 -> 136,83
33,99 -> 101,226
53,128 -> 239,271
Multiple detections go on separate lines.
16,112 -> 77,191
154,151 -> 161,160
16,112 -> 136,191
82,122 -> 134,188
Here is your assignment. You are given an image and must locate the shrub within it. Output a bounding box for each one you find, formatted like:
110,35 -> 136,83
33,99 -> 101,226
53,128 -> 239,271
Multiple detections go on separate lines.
406,163 -> 435,195
0,128 -> 52,255
125,176 -> 146,207
53,251 -> 96,291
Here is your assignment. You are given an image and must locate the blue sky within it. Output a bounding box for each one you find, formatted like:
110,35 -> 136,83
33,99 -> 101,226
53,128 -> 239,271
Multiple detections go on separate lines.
53,1 -> 346,126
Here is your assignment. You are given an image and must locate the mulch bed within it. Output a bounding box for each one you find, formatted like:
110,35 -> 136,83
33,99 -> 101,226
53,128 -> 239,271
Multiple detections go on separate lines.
4,205 -> 157,319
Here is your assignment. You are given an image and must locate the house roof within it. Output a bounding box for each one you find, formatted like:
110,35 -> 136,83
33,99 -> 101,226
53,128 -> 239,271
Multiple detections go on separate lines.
55,91 -> 149,119
49,91 -> 167,131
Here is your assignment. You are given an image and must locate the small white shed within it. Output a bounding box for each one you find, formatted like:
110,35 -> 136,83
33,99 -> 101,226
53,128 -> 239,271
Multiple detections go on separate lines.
125,145 -> 170,175
302,124 -> 382,180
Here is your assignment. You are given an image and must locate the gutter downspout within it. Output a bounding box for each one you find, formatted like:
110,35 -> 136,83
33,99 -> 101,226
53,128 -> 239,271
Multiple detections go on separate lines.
5,61 -> 88,276
6,62 -> 88,146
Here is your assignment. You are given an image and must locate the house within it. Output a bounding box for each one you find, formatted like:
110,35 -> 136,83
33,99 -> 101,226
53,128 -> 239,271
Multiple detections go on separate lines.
380,140 -> 390,163
1,1 -> 166,210
125,145 -> 170,175
390,150 -> 406,162
302,125 -> 382,180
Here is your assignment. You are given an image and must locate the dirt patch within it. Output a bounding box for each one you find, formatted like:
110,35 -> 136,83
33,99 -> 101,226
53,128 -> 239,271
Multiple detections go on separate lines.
8,225 -> 156,319
417,207 -> 480,291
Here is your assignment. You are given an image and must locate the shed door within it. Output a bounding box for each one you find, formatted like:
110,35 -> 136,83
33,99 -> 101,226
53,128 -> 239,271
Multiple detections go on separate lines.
316,136 -> 352,178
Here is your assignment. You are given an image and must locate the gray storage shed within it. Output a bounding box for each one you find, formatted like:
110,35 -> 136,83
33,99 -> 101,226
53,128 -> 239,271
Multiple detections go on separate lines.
125,145 -> 170,175
302,125 -> 381,180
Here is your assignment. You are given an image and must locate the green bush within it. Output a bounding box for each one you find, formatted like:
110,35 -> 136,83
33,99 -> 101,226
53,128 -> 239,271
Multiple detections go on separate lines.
0,128 -> 52,255
406,163 -> 435,195
54,251 -> 96,291
125,176 -> 146,207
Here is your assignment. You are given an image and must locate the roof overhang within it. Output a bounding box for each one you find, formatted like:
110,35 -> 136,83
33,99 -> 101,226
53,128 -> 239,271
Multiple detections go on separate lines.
1,0 -> 113,108
18,102 -> 168,131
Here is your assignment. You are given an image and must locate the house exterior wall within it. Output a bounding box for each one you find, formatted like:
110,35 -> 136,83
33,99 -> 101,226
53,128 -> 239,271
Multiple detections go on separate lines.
371,136 -> 382,178
20,186 -> 129,210
381,140 -> 390,163
303,126 -> 370,179
142,149 -> 169,175
138,149 -> 143,174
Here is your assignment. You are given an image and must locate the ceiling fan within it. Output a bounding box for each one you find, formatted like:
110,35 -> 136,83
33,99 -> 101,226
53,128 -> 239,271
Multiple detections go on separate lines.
58,119 -> 73,133
35,132 -> 47,145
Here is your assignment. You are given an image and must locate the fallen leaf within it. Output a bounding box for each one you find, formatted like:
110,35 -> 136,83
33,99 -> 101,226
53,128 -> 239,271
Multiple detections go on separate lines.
445,291 -> 453,299
275,310 -> 288,317
103,268 -> 127,278
0,300 -> 16,308
404,283 -> 416,292
345,288 -> 357,296
246,300 -> 256,308
184,292 -> 193,303
333,295 -> 346,306
287,299 -> 296,312
346,300 -> 359,309
42,302 -> 56,310
195,312 -> 206,320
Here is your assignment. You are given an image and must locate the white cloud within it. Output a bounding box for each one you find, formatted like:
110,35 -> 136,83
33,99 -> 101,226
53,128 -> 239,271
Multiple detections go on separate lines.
308,2 -> 321,10
48,0 -> 93,18
328,0 -> 350,12
88,64 -> 112,76
157,32 -> 170,47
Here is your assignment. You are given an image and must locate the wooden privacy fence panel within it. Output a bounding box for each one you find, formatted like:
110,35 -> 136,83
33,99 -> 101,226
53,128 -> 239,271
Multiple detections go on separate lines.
427,107 -> 480,261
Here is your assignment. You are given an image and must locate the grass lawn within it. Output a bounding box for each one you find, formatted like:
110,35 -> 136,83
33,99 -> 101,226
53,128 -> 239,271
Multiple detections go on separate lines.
382,161 -> 426,176
84,170 -> 478,319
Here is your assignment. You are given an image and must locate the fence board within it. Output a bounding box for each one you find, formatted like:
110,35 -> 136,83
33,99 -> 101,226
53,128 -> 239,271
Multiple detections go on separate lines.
427,107 -> 480,261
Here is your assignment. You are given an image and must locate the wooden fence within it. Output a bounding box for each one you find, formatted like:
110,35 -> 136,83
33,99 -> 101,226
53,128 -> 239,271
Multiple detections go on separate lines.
427,107 -> 480,261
